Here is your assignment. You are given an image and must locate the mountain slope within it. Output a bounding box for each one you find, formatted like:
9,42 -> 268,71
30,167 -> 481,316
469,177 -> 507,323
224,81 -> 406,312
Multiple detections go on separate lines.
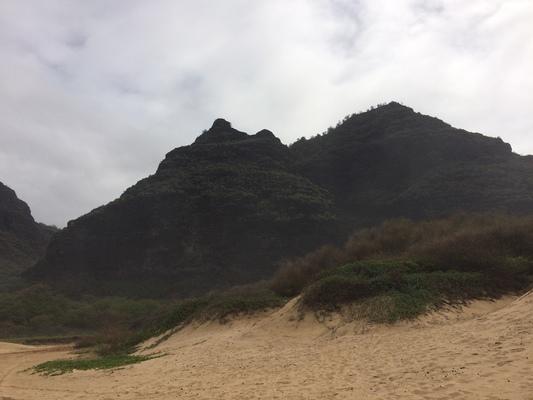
29,119 -> 336,296
291,102 -> 533,229
28,103 -> 533,297
0,182 -> 54,290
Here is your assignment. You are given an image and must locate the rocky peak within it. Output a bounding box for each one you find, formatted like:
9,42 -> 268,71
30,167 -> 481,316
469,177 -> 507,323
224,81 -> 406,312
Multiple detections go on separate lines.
0,181 -> 35,235
194,118 -> 248,145
0,181 -> 30,212
211,118 -> 232,130
254,129 -> 276,139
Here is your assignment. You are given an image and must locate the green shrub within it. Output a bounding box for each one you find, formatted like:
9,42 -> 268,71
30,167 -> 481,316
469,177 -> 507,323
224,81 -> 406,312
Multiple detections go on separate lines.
272,214 -> 533,305
299,254 -> 532,322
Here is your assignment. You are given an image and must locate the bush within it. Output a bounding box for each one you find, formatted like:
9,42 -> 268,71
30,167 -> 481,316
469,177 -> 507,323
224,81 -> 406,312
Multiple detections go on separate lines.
303,275 -> 376,308
273,214 -> 533,320
271,245 -> 343,297
300,259 -> 505,321
272,214 -> 533,296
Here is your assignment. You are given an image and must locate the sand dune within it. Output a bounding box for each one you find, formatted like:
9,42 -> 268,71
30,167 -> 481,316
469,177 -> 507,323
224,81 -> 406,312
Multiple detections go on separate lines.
1,292 -> 532,399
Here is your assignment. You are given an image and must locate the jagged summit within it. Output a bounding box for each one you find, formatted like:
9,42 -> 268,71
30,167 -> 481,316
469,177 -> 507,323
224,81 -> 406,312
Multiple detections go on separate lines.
211,118 -> 232,130
194,119 -> 282,146
194,118 -> 248,144
253,129 -> 281,143
30,119 -> 334,296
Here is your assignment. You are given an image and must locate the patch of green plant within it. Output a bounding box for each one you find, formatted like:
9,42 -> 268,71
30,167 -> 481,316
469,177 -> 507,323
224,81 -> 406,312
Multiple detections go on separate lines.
300,258 -> 528,322
274,214 -> 533,322
271,214 -> 533,298
33,354 -> 157,376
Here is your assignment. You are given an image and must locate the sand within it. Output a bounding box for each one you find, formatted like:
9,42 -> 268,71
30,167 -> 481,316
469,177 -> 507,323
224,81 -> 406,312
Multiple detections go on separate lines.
1,292 -> 532,399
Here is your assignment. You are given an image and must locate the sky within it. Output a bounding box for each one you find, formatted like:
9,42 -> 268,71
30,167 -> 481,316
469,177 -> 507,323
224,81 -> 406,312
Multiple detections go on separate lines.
0,0 -> 532,227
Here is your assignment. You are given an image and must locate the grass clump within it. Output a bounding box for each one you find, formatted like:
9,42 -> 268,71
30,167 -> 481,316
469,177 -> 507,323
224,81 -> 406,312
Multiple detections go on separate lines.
33,354 -> 156,376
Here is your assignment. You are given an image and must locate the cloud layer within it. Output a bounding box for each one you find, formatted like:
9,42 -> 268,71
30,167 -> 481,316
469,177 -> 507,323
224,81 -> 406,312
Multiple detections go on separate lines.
1,0 -> 532,226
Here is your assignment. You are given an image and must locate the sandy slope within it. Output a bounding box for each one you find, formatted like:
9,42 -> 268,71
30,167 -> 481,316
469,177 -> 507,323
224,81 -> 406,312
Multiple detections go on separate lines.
1,292 -> 532,400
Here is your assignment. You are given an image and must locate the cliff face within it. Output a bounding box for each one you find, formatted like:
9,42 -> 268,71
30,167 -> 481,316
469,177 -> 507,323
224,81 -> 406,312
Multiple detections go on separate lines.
29,103 -> 533,297
0,182 -> 54,290
29,119 -> 336,297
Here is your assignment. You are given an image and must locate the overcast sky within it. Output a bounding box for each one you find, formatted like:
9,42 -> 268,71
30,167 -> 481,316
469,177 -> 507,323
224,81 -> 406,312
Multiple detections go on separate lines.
1,0 -> 532,226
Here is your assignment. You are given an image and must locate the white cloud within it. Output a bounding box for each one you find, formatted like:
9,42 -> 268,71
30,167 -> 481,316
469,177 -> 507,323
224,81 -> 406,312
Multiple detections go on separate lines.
0,0 -> 531,226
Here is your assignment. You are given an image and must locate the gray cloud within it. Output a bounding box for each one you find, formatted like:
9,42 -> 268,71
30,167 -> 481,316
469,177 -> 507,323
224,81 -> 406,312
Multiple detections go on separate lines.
0,0 -> 532,226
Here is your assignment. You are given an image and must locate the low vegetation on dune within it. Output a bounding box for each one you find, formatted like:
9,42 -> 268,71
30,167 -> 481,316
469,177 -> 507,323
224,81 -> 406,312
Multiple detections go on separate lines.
300,259 -> 526,322
0,283 -> 284,357
272,214 -> 533,321
8,284 -> 284,374
97,284 -> 285,356
0,284 -> 165,341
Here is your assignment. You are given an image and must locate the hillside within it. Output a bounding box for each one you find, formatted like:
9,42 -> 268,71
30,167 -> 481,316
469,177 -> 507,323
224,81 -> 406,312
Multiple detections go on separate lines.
291,102 -> 533,228
0,182 -> 55,290
28,103 -> 533,297
28,119 -> 336,296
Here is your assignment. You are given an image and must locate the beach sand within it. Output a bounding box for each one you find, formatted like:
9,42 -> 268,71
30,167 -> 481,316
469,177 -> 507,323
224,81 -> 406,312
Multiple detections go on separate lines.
1,292 -> 532,399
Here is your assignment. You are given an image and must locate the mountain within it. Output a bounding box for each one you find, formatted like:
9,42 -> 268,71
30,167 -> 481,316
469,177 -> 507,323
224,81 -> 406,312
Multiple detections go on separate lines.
291,102 -> 533,229
0,182 -> 55,290
28,119 -> 337,297
28,103 -> 533,297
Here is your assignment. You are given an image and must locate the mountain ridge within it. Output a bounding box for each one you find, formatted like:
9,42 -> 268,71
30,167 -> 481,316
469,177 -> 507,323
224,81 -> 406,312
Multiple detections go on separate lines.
29,119 -> 336,296
27,102 -> 533,297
